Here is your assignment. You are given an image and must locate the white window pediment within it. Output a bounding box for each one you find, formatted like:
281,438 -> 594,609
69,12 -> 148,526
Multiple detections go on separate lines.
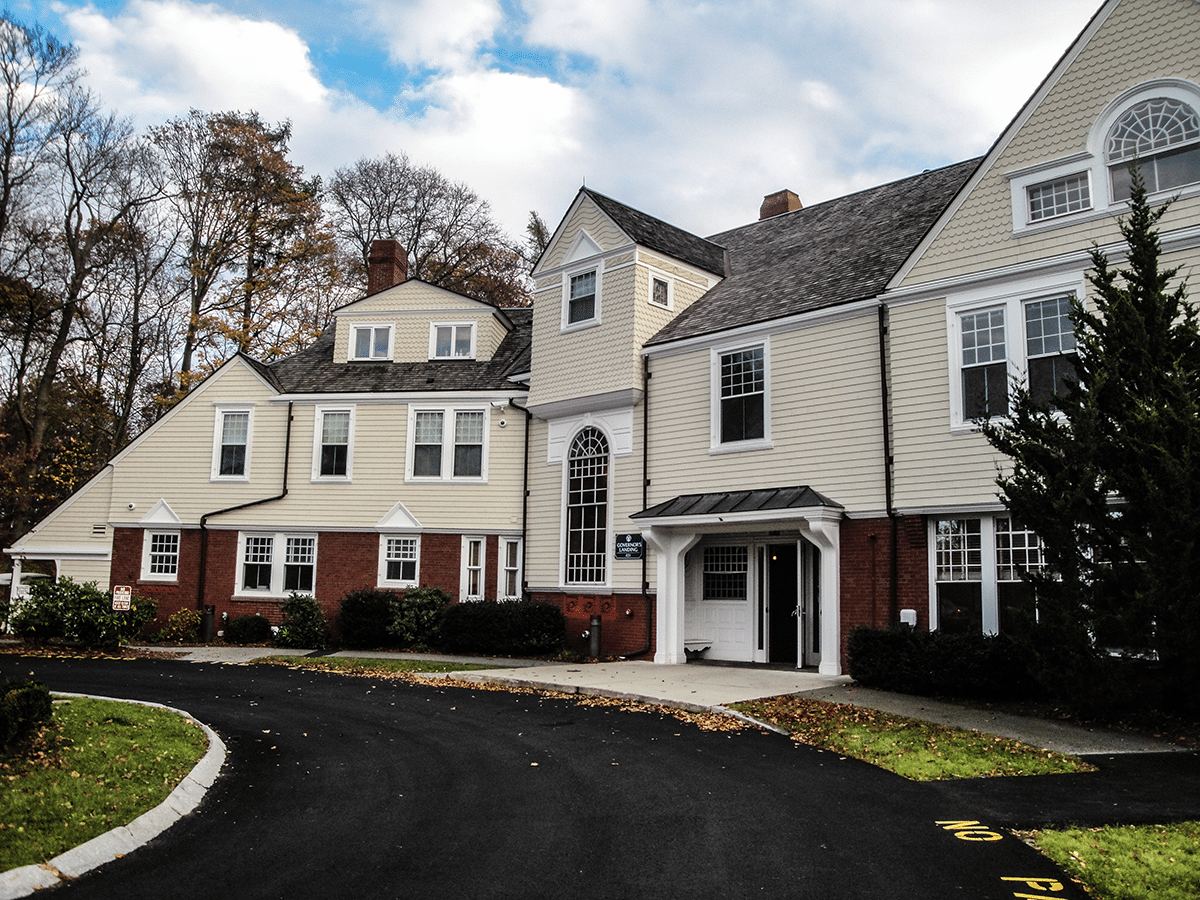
564,230 -> 603,265
139,499 -> 182,526
375,501 -> 423,531
546,409 -> 634,463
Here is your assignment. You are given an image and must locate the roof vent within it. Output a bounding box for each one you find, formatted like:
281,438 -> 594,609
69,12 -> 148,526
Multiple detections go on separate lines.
759,190 -> 802,220
367,239 -> 408,294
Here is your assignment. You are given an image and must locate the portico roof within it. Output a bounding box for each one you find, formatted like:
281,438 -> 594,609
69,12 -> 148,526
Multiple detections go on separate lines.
632,485 -> 843,521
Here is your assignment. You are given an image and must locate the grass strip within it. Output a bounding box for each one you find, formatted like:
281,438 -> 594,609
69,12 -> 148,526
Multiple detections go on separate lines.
731,694 -> 1092,781
257,656 -> 495,675
0,697 -> 207,871
1031,821 -> 1200,900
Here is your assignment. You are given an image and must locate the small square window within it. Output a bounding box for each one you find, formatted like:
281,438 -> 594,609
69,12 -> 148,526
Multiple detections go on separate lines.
651,276 -> 671,309
351,325 -> 392,360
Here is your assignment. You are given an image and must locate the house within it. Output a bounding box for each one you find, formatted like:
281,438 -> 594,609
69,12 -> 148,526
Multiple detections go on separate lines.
6,242 -> 533,623
9,0 -> 1200,674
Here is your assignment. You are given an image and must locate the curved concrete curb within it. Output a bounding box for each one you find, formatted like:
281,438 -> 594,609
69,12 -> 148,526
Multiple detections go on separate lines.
0,694 -> 226,900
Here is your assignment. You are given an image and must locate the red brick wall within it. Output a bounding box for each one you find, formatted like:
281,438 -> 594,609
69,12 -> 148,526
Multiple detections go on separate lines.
530,591 -> 655,659
837,514 -> 929,662
110,527 -> 514,637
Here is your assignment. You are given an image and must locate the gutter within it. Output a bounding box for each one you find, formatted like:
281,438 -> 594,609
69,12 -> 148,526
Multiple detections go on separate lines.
509,395 -> 533,598
622,356 -> 653,660
877,306 -> 899,624
196,401 -> 294,609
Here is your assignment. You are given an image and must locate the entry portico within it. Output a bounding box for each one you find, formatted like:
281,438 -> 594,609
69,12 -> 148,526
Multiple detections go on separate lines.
633,486 -> 843,675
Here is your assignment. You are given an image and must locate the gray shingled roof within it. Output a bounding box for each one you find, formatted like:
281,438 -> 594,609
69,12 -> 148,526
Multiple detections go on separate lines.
268,308 -> 532,394
631,485 -> 843,519
645,158 -> 981,346
582,189 -> 727,278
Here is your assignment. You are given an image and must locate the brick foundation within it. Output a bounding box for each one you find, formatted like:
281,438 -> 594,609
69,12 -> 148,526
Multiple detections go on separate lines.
530,591 -> 656,659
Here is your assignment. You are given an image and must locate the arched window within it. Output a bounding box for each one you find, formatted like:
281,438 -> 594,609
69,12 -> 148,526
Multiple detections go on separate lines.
1106,97 -> 1200,199
566,427 -> 608,584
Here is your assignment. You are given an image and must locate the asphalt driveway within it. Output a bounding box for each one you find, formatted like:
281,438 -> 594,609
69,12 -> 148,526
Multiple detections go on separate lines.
0,656 -> 1136,899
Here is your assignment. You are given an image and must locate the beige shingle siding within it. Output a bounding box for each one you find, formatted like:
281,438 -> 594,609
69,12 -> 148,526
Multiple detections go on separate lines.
109,363 -> 288,523
887,298 -> 1010,510
903,0 -> 1200,287
541,198 -> 630,271
645,313 -> 887,514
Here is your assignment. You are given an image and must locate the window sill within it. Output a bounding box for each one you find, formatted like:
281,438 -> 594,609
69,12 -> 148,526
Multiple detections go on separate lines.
708,439 -> 773,456
210,475 -> 249,483
311,475 -> 351,484
404,475 -> 487,484
560,319 -> 600,335
377,580 -> 418,590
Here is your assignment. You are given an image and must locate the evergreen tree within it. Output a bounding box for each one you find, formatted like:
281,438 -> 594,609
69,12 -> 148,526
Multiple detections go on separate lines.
983,170 -> 1200,712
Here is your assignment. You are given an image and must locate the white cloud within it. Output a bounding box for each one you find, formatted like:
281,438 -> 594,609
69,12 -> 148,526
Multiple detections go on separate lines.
363,0 -> 503,72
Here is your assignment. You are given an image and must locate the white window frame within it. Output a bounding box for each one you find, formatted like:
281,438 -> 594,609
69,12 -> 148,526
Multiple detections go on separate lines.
1009,79 -> 1200,234
405,405 -> 490,483
429,322 -> 477,360
648,268 -> 674,311
211,404 -> 254,482
928,515 -> 1045,636
311,405 -> 355,482
378,534 -> 421,588
1025,171 -> 1092,224
945,278 -> 1084,433
709,339 -> 772,454
497,537 -> 523,601
349,323 -> 394,361
561,264 -> 601,332
461,536 -> 485,601
235,532 -> 318,598
561,426 -> 612,588
141,530 -> 180,582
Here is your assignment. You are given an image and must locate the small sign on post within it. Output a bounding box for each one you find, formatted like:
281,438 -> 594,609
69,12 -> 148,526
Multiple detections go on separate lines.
614,533 -> 645,560
112,585 -> 132,611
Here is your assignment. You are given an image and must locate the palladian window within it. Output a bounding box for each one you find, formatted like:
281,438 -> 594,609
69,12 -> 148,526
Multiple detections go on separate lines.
1107,97 -> 1200,199
565,427 -> 608,585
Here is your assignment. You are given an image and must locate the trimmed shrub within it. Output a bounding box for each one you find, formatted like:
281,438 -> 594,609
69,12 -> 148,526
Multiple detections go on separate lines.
847,625 -> 1037,701
159,608 -> 202,643
275,593 -> 329,650
11,578 -> 155,649
388,586 -> 450,649
438,600 -> 565,657
337,590 -> 394,648
224,614 -> 272,645
0,679 -> 53,752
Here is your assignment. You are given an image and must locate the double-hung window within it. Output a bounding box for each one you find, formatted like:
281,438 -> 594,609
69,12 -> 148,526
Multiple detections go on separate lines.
1024,296 -> 1077,407
379,535 -> 420,587
430,323 -> 475,359
499,538 -> 522,600
141,531 -> 180,581
960,308 -> 1009,420
461,537 -> 485,601
212,406 -> 253,480
713,344 -> 769,449
953,290 -> 1080,425
238,533 -> 317,596
407,407 -> 487,481
931,516 -> 1045,636
568,271 -> 597,324
313,407 -> 353,480
350,324 -> 392,360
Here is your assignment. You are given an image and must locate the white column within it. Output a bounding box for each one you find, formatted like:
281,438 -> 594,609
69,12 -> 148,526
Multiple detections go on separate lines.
805,515 -> 842,676
645,527 -> 700,664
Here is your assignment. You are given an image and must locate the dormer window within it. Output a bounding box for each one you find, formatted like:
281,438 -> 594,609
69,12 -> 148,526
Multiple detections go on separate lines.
568,271 -> 597,324
1107,97 -> 1200,199
430,323 -> 475,359
351,324 -> 392,360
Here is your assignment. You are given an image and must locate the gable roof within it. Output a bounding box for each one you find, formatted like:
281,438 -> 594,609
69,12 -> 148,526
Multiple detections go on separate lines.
644,158 -> 982,346
581,188 -> 728,278
268,308 -> 532,394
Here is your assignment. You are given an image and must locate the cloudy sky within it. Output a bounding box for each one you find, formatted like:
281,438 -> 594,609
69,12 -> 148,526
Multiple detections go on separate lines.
29,0 -> 1102,240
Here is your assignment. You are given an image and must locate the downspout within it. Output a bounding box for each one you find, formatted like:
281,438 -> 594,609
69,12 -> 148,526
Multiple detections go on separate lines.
509,395 -> 532,598
623,356 -> 653,659
877,305 -> 899,624
197,401 -> 294,609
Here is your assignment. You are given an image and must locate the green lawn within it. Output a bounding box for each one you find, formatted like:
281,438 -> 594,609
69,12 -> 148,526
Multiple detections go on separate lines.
257,656 -> 495,675
731,694 -> 1092,781
0,697 -> 207,871
1034,821 -> 1200,900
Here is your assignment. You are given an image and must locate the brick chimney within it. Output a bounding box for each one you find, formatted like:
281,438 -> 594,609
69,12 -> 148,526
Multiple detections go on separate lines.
367,239 -> 408,294
759,189 -> 802,220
